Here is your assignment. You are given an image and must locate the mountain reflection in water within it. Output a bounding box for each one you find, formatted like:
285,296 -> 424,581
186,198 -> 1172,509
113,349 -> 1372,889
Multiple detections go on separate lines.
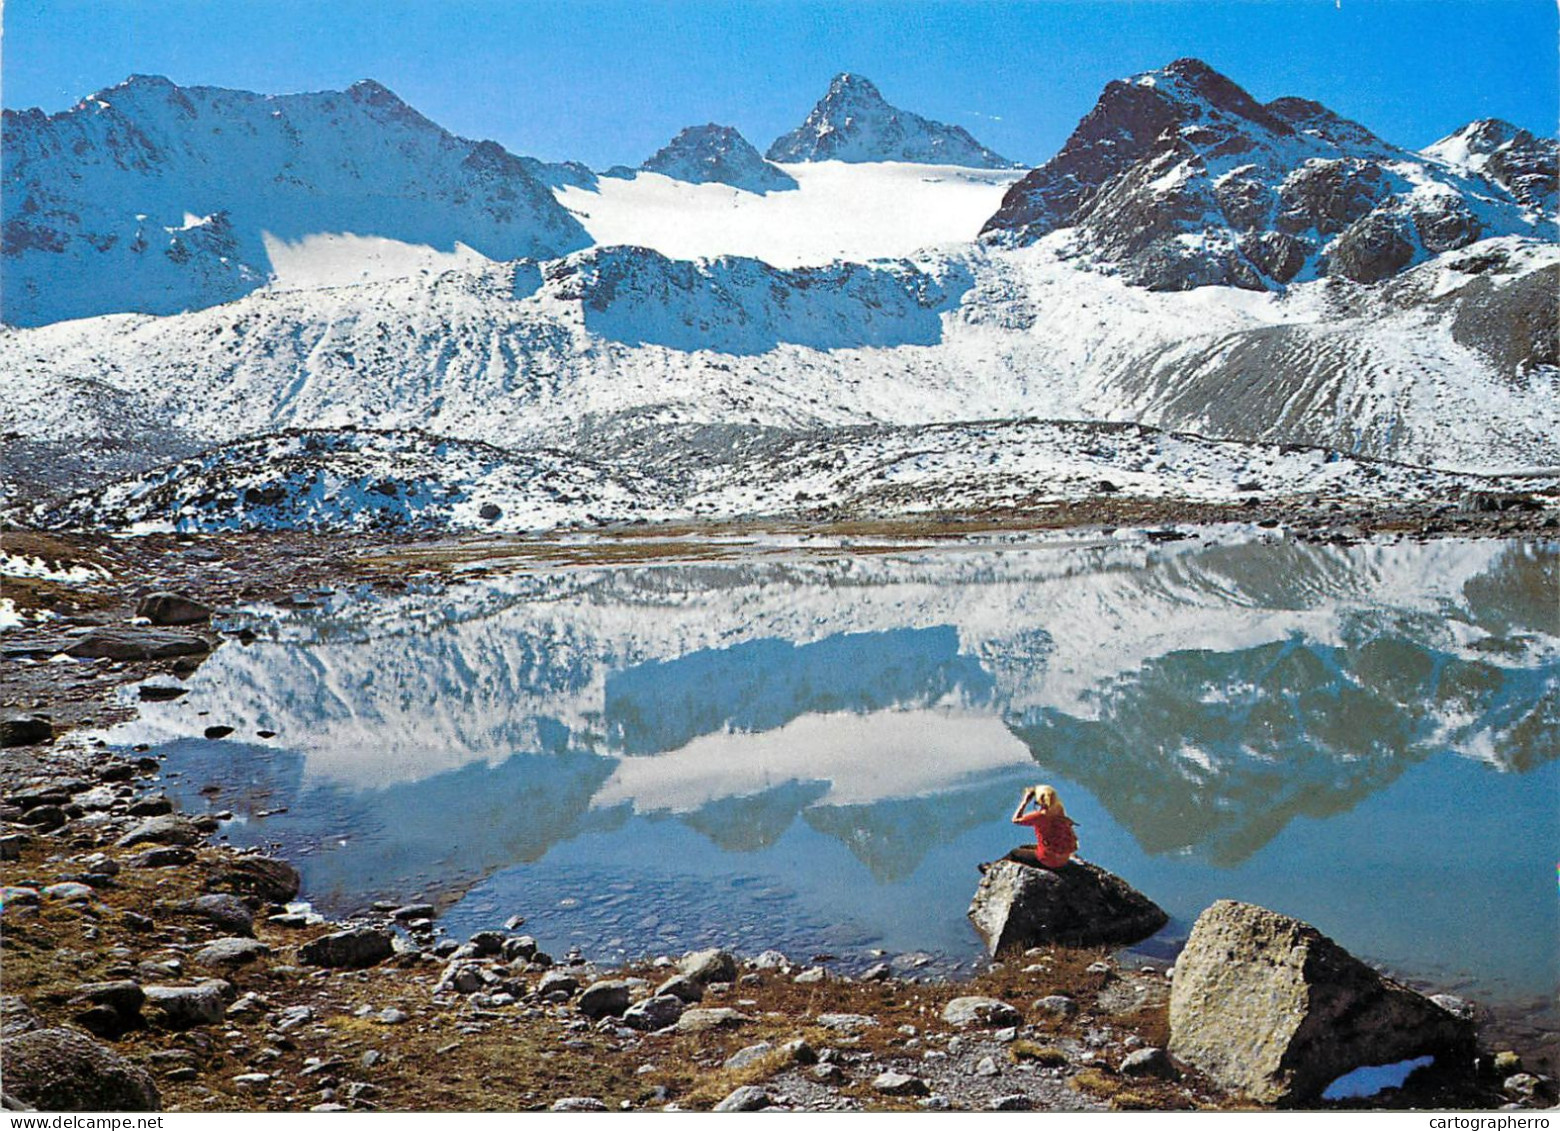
121,534 -> 1557,1009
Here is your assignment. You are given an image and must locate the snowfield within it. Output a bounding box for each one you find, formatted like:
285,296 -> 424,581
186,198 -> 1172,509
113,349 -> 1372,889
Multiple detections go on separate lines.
556,162 -> 1024,267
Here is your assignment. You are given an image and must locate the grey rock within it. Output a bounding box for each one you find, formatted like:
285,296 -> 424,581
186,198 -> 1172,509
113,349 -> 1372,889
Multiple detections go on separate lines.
623,994 -> 684,1031
126,794 -> 173,816
974,1055 -> 1000,1077
793,966 -> 827,984
65,627 -> 209,661
299,928 -> 394,969
181,893 -> 255,936
942,996 -> 1022,1029
816,1012 -> 877,1033
391,903 -> 435,922
713,1085 -> 771,1112
990,1094 -> 1034,1111
810,1064 -> 846,1084
3,1028 -> 160,1111
1120,1046 -> 1177,1078
919,1094 -> 951,1110
969,860 -> 1168,955
860,962 -> 893,982
722,1042 -> 775,1071
550,1097 -> 609,1112
193,937 -> 270,968
69,981 -> 144,1019
43,883 -> 95,902
675,1007 -> 749,1034
127,846 -> 195,868
577,980 -> 631,1020
143,982 -> 230,1029
467,930 -> 507,956
780,1039 -> 818,1066
209,855 -> 301,902
873,1071 -> 929,1097
655,973 -> 704,1003
436,964 -> 491,995
536,971 -> 579,997
678,947 -> 738,985
1168,900 -> 1475,1104
116,815 -> 201,849
1033,994 -> 1079,1018
376,1008 -> 409,1025
1,716 -> 54,747
750,950 -> 791,970
136,593 -> 213,626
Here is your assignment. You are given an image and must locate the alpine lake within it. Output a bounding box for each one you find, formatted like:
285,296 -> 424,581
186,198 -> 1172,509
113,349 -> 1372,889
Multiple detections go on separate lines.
103,527 -> 1558,1049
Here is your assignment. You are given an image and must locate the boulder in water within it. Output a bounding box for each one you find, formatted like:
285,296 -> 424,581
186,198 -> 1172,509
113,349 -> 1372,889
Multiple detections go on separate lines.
968,859 -> 1168,955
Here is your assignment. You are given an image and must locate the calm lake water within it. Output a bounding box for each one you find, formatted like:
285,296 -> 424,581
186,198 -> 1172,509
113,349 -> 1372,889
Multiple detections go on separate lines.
111,530 -> 1557,1017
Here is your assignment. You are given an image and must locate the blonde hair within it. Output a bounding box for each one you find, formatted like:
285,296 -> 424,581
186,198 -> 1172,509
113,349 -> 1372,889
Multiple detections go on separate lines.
1033,784 -> 1066,818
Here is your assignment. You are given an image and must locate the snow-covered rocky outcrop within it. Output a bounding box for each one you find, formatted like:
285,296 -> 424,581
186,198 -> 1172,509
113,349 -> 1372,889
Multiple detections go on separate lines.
1422,118 -> 1558,217
641,124 -> 797,193
980,58 -> 1547,290
767,72 -> 1017,168
1,75 -> 590,326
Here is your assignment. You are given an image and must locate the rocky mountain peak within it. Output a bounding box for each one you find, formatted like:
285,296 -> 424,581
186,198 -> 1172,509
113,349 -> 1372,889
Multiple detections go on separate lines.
766,73 -> 1016,168
641,124 -> 797,193
981,58 -> 1541,291
1423,119 -> 1557,215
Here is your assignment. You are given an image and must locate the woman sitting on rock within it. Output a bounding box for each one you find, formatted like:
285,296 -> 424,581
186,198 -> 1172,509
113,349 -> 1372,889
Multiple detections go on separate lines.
1005,784 -> 1078,869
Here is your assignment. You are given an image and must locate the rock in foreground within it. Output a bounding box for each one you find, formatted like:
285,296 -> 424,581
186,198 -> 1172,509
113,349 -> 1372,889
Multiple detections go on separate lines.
2,1028 -> 160,1111
968,860 -> 1168,955
1168,900 -> 1476,1105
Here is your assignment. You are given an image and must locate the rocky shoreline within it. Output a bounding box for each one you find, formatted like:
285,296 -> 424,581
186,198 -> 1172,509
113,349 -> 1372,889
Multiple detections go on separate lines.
2,513 -> 1557,1112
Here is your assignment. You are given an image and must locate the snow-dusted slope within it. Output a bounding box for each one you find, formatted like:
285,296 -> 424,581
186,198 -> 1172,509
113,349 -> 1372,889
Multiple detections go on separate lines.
5,234 -> 1556,512
38,420 -> 1557,535
557,161 -> 1022,266
982,59 -> 1546,290
767,73 -> 1017,169
1,76 -> 590,326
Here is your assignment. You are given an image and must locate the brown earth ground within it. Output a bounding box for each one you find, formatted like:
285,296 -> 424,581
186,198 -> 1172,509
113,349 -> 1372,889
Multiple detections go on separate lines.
2,500 -> 1556,1113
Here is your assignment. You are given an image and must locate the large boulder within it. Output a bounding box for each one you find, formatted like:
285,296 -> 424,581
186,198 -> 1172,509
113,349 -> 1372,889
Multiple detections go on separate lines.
64,628 -> 209,661
2,1028 -> 160,1110
1168,900 -> 1476,1105
298,927 -> 394,969
208,855 -> 301,903
135,592 -> 213,626
968,860 -> 1168,955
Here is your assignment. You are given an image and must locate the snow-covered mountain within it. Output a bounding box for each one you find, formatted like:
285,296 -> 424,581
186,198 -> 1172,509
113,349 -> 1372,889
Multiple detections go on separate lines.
1,75 -> 590,326
2,61 -> 1555,532
767,73 -> 1017,168
641,124 -> 797,193
980,58 -> 1547,290
1422,118 -> 1558,216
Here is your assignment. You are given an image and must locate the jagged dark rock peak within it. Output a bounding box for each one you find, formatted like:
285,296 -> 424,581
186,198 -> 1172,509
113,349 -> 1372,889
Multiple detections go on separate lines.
980,58 -> 1541,290
1423,118 -> 1558,215
642,124 -> 797,193
1,75 -> 592,326
766,72 -> 1017,168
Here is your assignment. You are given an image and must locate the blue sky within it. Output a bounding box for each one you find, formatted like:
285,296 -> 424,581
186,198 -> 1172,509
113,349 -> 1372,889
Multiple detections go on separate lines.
4,1 -> 1555,168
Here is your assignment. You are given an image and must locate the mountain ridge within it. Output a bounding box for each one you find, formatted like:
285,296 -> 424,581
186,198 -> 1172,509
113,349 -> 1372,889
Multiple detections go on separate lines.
766,72 -> 1017,168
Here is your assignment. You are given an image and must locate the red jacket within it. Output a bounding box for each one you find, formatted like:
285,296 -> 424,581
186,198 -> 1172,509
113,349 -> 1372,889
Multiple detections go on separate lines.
1016,811 -> 1077,867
